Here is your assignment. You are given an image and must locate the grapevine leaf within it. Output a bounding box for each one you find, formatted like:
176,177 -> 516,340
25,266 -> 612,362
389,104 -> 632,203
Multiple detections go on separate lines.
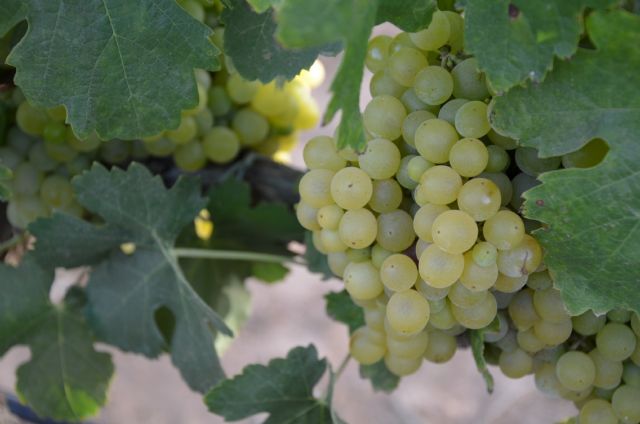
305,232 -> 333,280
0,255 -> 114,421
490,10 -> 640,315
325,290 -> 365,333
359,361 -> 400,393
0,164 -> 11,201
31,163 -> 231,393
5,0 -> 219,140
0,0 -> 25,37
222,0 -> 327,82
276,0 -> 435,150
465,0 -> 618,93
376,0 -> 437,31
205,345 -> 333,424
469,330 -> 494,394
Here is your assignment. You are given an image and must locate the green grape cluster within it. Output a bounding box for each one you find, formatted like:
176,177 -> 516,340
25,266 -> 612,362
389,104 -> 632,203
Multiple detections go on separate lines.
0,0 -> 324,230
296,10 -> 636,422
142,0 -> 323,171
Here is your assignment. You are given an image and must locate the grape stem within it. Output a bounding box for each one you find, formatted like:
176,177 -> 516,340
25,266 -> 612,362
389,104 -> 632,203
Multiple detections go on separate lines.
171,247 -> 305,265
0,233 -> 24,254
334,353 -> 351,380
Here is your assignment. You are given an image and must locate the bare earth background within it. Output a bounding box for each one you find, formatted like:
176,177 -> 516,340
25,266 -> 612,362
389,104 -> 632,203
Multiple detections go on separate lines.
1,31 -> 577,424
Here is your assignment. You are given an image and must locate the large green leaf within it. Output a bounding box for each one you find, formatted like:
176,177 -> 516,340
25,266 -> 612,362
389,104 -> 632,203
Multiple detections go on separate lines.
4,0 -> 219,140
205,345 -> 333,423
276,0 -> 436,150
490,10 -> 640,315
0,255 -> 113,421
325,290 -> 365,333
464,0 -> 618,93
359,361 -> 400,393
30,163 -> 231,393
222,0 -> 328,82
0,0 -> 25,37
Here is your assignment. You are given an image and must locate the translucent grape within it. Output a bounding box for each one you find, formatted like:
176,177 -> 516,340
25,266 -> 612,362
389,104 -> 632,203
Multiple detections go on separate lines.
376,209 -> 415,252
460,251 -> 498,291
589,349 -> 623,390
579,399 -> 618,424
451,291 -> 497,329
479,172 -> 513,207
612,385 -> 640,424
16,102 -> 49,136
395,155 -> 419,190
359,138 -> 401,179
368,180 -> 402,214
607,309 -> 632,323
451,58 -> 490,100
471,241 -> 497,267
418,165 -> 462,205
386,331 -> 429,359
517,328 -> 546,353
573,311 -> 607,336
344,261 -> 384,300
413,203 -> 449,242
515,147 -> 562,177
167,116 -> 198,145
339,208 -> 377,249
413,66 -> 454,106
508,289 -> 540,331
371,243 -> 394,269
299,169 -> 335,208
384,353 -> 422,376
363,95 -> 407,141
303,136 -> 345,171
296,201 -> 320,231
386,290 -> 430,336
414,119 -> 459,164
534,317 -> 572,345
423,330 -> 456,363
40,175 -> 74,209
327,252 -> 349,277
494,273 -> 528,293
556,351 -> 596,391
454,101 -> 490,138
415,279 -> 449,301
320,229 -> 347,253
457,178 -> 501,222
409,11 -> 450,51
226,73 -> 259,104
330,167 -> 373,210
431,210 -> 478,254
400,88 -> 433,113
419,244 -> 464,288
447,280 -> 487,309
144,137 -> 176,157
317,204 -> 344,230
173,142 -> 206,172
350,327 -> 386,365
380,254 -> 419,292
388,47 -> 428,87
499,348 -> 533,379
42,121 -> 67,144
402,110 -> 435,146
497,235 -> 542,278
208,86 -> 232,116
526,270 -> 553,291
429,300 -> 457,330
438,98 -> 470,125
365,35 -> 393,73
370,70 -> 405,98
596,323 -> 637,362
443,11 -> 464,52
449,138 -> 489,177
202,127 -> 240,164
231,108 -> 269,146
533,287 -> 568,323
485,145 -> 510,173
407,156 -> 433,182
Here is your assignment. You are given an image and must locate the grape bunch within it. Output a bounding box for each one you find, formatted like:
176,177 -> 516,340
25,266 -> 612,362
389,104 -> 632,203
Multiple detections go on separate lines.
296,10 -> 639,423
0,0 -> 324,230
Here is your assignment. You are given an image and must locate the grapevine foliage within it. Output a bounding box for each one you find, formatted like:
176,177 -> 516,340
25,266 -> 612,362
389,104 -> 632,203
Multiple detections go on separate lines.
31,163 -> 231,393
492,10 -> 640,315
222,0 -> 336,83
205,345 -> 336,423
0,255 -> 113,420
465,0 -> 619,93
1,0 -> 220,140
276,0 -> 437,150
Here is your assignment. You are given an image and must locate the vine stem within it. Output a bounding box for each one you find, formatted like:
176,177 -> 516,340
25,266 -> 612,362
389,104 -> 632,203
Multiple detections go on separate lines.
334,354 -> 351,381
171,247 -> 305,265
0,233 -> 24,254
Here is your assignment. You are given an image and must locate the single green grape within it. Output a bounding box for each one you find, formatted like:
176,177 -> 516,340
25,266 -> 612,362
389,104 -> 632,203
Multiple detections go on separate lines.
363,95 -> 407,140
386,289 -> 430,336
414,119 -> 459,164
572,310 -> 607,337
42,121 -> 67,144
499,348 -> 533,379
449,138 -> 488,177
380,253 -> 418,292
226,73 -> 260,104
413,203 -> 450,242
413,66 -> 454,106
167,116 -> 198,145
388,47 -> 428,87
589,348 -> 623,390
454,101 -> 490,138
202,127 -> 241,164
417,165 -> 462,205
562,138 -> 609,168
370,69 -> 405,98
173,141 -> 206,172
579,399 -> 618,424
330,167 -> 373,210
437,98 -> 470,125
40,175 -> 74,209
376,209 -> 415,252
508,289 -> 540,331
12,162 -> 43,196
409,11 -> 450,51
344,261 -> 384,300
460,251 -> 498,291
451,58 -> 490,101
359,138 -> 401,180
419,243 -> 464,288
596,323 -> 637,362
423,330 -> 457,363
471,241 -> 497,267
533,287 -> 568,323
431,209 -> 478,254
339,208 -> 378,249
368,179 -> 403,213
402,110 -> 436,147
611,385 -> 640,423
365,35 -> 393,73
457,178 -> 501,222
299,169 -> 335,208
303,136 -> 345,171
231,108 -> 269,146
